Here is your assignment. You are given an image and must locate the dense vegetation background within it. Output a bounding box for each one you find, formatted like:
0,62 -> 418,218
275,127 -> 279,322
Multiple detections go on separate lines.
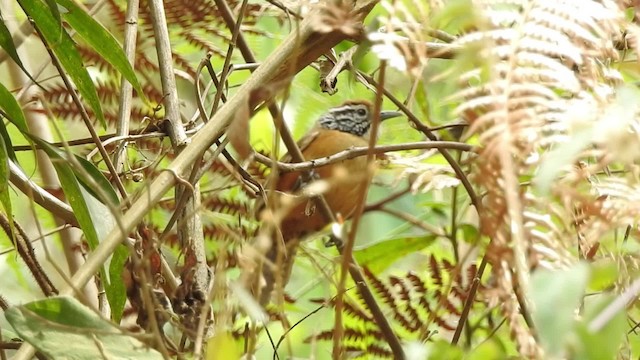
0,0 -> 639,359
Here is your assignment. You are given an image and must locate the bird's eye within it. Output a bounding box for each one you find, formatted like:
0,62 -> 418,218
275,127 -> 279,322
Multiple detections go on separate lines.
357,108 -> 367,117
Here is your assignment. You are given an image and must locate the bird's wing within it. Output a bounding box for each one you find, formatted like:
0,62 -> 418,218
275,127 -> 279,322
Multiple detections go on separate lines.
278,128 -> 320,163
277,129 -> 320,193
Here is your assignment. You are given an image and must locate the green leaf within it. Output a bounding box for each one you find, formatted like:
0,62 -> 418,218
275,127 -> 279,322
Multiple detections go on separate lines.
43,0 -> 62,32
48,146 -> 101,250
74,155 -> 119,205
5,296 -> 163,359
0,82 -> 28,133
107,244 -> 129,322
0,11 -> 41,87
458,223 -> 481,244
0,125 -> 12,225
30,139 -> 123,314
0,119 -> 18,164
55,0 -> 145,99
26,135 -> 118,206
529,262 -> 589,357
17,0 -> 106,128
574,294 -> 626,360
353,235 -> 437,274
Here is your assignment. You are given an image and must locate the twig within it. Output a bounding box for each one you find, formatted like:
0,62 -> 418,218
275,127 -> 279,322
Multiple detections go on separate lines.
254,141 -> 473,172
320,47 -> 357,94
0,214 -> 57,296
8,160 -> 76,226
452,257 -> 487,344
113,0 -> 140,175
146,0 -> 193,355
589,277 -> 640,332
377,207 -> 445,236
12,127 -> 170,151
273,302 -> 326,359
363,187 -> 410,211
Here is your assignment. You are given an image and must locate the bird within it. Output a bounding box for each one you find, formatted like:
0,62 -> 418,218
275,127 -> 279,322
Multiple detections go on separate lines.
256,100 -> 402,305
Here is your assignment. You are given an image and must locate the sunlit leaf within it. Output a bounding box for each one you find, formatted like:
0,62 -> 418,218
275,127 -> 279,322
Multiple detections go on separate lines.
5,296 -> 163,359
354,235 -> 437,273
0,82 -> 28,133
107,245 -> 129,322
530,262 -> 589,357
575,294 -> 626,360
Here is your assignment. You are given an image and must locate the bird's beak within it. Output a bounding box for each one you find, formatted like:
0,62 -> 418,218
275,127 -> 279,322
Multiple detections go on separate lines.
379,110 -> 402,121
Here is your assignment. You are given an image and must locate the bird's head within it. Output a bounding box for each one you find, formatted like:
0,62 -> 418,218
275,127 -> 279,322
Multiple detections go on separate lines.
317,100 -> 402,137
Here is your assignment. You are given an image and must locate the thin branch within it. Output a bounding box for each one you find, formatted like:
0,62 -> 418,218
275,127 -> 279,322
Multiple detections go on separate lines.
9,160 -> 76,226
254,141 -> 473,172
0,213 -> 57,296
273,302 -> 326,359
589,277 -> 640,332
452,257 -> 487,345
377,207 -> 445,236
363,187 -> 410,211
113,0 -> 140,175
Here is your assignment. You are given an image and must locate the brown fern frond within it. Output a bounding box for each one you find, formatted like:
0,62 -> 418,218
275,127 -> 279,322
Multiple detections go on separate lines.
200,195 -> 250,216
451,6 -> 624,352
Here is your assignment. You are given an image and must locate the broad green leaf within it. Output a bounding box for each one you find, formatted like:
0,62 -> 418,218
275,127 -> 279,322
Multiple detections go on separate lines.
26,135 -> 118,206
0,328 -> 18,340
56,0 -> 144,99
107,244 -> 129,322
353,235 -> 437,274
574,294 -> 626,360
5,296 -> 162,359
17,0 -> 106,128
43,0 -> 62,33
530,262 -> 589,357
0,101 -> 117,206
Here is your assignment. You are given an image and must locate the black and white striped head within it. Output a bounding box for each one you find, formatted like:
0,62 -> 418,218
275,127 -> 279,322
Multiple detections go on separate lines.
317,101 -> 401,137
